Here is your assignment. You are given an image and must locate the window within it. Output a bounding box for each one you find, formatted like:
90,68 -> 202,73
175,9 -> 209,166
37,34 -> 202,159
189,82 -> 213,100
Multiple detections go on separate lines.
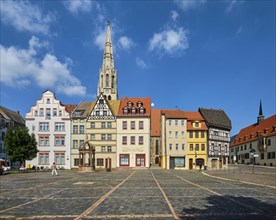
55,136 -> 65,146
182,131 -> 185,138
120,154 -> 129,166
59,110 -> 62,117
107,146 -> 112,152
195,131 -> 199,138
261,153 -> 264,160
195,122 -> 199,127
107,134 -> 112,140
55,153 -> 65,165
176,144 -> 179,150
39,122 -> 49,131
175,120 -> 178,126
267,152 -> 271,159
169,131 -> 172,138
39,108 -> 44,117
90,134 -> 95,140
55,122 -> 65,131
123,121 -> 127,130
53,108 -> 57,117
101,122 -> 106,128
39,153 -> 49,165
169,144 -> 172,150
73,125 -> 78,134
189,132 -> 193,138
46,98 -> 50,104
74,159 -> 79,166
96,111 -> 100,116
97,158 -> 104,166
201,132 -> 205,138
139,136 -> 143,145
103,111 -> 107,116
267,139 -> 271,146
139,107 -> 144,115
122,136 -> 127,145
196,144 -> 199,151
244,145 -> 247,150
131,121 -> 135,129
182,144 -> 185,150
181,120 -> 185,126
101,146 -> 106,152
73,140 -> 78,148
131,107 -> 136,115
79,125 -> 84,134
131,136 -> 135,145
175,131 -> 178,138
169,120 -> 172,126
34,110 -> 38,116
123,107 -> 128,115
101,134 -> 106,140
201,144 -> 205,151
241,145 -> 243,151
139,121 -> 144,129
250,143 -> 252,149
91,122 -> 95,128
39,136 -> 49,146
46,108 -> 51,120
107,122 -> 112,128
272,152 -> 276,159
190,144 -> 193,151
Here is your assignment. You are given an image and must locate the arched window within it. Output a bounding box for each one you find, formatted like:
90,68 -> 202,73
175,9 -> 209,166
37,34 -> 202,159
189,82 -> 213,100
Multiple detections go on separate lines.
106,74 -> 109,87
112,75 -> 115,88
131,107 -> 136,115
101,75 -> 103,88
123,107 -> 128,115
104,95 -> 107,100
155,140 -> 159,155
108,95 -> 111,100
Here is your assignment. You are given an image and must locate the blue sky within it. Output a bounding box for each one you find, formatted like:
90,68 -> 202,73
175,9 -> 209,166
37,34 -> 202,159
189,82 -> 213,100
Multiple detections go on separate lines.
0,0 -> 275,135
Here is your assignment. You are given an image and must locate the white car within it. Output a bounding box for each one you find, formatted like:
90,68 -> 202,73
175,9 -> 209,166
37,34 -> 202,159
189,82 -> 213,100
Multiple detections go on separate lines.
2,166 -> 11,173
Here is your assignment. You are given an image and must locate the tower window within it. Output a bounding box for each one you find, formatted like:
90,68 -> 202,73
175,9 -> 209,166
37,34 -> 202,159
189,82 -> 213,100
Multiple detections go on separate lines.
112,75 -> 115,88
106,74 -> 109,87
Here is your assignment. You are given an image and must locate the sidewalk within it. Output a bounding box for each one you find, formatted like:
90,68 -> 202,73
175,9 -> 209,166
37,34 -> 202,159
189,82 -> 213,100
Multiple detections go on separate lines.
204,170 -> 276,188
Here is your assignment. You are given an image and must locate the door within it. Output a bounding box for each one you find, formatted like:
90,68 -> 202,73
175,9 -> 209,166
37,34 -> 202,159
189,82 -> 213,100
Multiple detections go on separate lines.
189,159 -> 193,169
170,157 -> 175,169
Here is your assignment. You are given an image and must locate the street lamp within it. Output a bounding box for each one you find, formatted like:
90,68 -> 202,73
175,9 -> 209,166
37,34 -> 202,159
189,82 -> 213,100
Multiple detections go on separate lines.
195,147 -> 197,170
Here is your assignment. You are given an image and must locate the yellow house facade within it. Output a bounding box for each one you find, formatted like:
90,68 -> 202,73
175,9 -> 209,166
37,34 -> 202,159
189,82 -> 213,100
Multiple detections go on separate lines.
86,94 -> 120,170
186,112 -> 208,170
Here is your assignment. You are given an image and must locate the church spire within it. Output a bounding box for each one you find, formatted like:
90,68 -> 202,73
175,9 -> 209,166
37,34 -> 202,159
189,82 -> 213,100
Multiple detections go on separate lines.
97,20 -> 118,100
257,100 -> 264,124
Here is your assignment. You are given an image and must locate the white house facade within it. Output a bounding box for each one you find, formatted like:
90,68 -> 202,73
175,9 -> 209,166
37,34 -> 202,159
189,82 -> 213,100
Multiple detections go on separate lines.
25,91 -> 72,169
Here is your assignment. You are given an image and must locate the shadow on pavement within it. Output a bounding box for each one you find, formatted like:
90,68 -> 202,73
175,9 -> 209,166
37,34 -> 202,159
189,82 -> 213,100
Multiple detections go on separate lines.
179,195 -> 276,220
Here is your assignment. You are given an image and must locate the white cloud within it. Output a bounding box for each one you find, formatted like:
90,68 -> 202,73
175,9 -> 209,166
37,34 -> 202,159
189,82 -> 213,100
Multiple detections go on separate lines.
0,0 -> 55,34
171,10 -> 179,21
64,0 -> 92,15
136,57 -> 147,69
149,27 -> 189,55
235,25 -> 243,35
174,0 -> 206,11
94,28 -> 106,50
226,0 -> 238,13
0,37 -> 86,96
118,36 -> 135,50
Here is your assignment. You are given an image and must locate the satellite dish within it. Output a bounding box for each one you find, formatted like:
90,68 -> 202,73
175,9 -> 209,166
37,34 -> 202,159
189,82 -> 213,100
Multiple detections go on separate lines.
151,103 -> 155,107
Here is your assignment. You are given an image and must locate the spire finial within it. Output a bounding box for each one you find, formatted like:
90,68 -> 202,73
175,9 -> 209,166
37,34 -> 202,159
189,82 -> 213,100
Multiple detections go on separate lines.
259,99 -> 263,116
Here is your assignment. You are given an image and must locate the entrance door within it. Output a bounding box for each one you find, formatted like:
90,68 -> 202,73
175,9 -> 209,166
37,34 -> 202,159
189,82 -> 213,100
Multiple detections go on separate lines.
170,157 -> 175,169
211,159 -> 217,168
189,159 -> 193,169
136,154 -> 145,167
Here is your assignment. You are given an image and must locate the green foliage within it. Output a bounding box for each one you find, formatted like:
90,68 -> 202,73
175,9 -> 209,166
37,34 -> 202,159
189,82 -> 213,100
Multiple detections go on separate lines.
4,127 -> 38,164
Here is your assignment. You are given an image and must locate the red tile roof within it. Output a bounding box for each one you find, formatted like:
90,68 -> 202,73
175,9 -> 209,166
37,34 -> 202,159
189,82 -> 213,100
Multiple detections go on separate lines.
185,111 -> 207,130
117,97 -> 151,117
151,109 -> 161,136
161,109 -> 186,119
230,114 -> 276,147
64,104 -> 78,113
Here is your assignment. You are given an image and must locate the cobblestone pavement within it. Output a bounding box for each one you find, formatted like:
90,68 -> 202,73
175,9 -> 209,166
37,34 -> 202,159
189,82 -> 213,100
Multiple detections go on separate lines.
0,169 -> 275,219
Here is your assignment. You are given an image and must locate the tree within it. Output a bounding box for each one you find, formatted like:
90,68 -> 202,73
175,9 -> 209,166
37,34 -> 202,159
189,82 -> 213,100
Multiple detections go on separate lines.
4,127 -> 38,166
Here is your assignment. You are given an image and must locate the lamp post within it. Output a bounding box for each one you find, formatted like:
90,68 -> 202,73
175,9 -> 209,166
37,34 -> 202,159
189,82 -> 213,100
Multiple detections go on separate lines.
195,147 -> 197,170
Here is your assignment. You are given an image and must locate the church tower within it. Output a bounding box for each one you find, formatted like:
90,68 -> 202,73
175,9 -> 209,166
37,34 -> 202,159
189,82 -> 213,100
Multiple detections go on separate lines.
257,100 -> 265,124
97,20 -> 118,100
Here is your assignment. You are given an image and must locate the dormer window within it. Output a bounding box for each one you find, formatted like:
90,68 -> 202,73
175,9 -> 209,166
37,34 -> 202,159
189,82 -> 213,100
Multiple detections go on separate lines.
46,99 -> 50,104
139,107 -> 144,115
195,122 -> 199,127
243,136 -> 246,140
131,107 -> 136,115
250,134 -> 253,139
137,101 -> 143,108
123,107 -> 128,115
127,101 -> 133,108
